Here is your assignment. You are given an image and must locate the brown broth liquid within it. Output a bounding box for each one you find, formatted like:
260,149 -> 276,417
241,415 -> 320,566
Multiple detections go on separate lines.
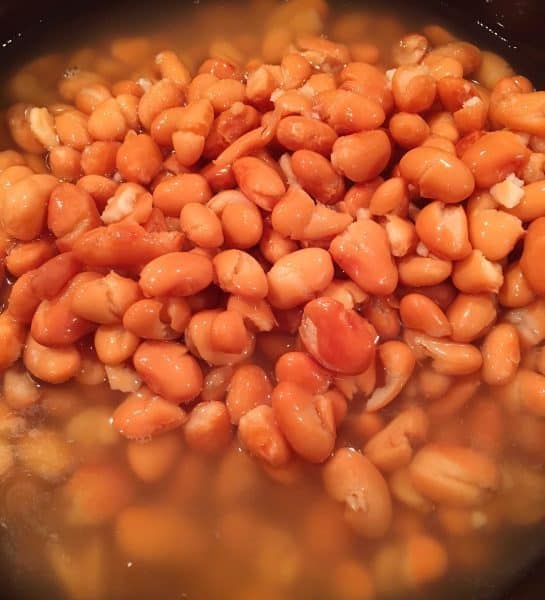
1,1 -> 545,600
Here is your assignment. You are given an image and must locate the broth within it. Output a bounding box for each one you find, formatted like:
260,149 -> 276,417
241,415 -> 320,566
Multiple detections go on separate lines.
0,2 -> 544,600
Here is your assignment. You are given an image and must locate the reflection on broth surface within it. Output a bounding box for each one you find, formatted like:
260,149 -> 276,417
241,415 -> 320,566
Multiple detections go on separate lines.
1,1 -> 545,599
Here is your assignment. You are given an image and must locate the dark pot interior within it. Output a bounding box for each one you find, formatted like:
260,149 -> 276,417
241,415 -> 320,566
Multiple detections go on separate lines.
0,1 -> 544,598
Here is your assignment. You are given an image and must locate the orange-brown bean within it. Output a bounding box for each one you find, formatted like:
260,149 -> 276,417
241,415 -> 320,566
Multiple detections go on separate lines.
409,443 -> 501,507
330,219 -> 398,295
139,251 -> 214,297
331,130 -> 391,183
275,351 -> 331,394
389,112 -> 430,149
184,401 -> 233,454
133,341 -> 202,404
481,323 -> 520,386
116,133 -> 163,185
446,293 -> 497,342
415,201 -> 471,261
153,173 -> 212,217
291,150 -> 345,205
299,296 -> 377,375
225,364 -> 272,425
232,156 -> 286,211
113,387 -> 187,440
94,324 -> 140,365
23,334 -> 81,384
399,293 -> 451,337
238,405 -> 291,468
276,116 -> 337,156
267,247 -> 334,310
272,381 -> 335,464
400,147 -> 474,202
520,217 -> 545,296
323,447 -> 392,538
213,249 -> 268,298
180,202 -> 223,248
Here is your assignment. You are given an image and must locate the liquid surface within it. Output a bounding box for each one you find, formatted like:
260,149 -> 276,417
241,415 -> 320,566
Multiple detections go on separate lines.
0,2 -> 545,600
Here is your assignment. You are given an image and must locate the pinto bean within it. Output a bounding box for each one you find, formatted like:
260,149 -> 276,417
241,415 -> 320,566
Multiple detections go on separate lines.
365,407 -> 428,473
331,130 -> 391,183
272,381 -> 335,464
238,405 -> 291,467
184,401 -> 233,454
399,293 -> 451,337
314,89 -> 385,134
213,249 -> 268,298
323,447 -> 392,538
415,201 -> 471,261
113,387 -> 187,439
23,334 -> 81,383
461,131 -> 530,188
299,296 -> 377,375
446,293 -> 496,343
72,222 -> 183,268
409,444 -> 501,507
133,341 -> 202,404
520,216 -> 545,296
276,116 -> 337,155
330,219 -> 398,295
2,174 -> 58,241
232,156 -> 286,211
291,150 -> 345,204
275,351 -> 331,394
139,251 -> 213,297
225,364 -> 272,424
267,247 -> 334,309
400,147 -> 474,203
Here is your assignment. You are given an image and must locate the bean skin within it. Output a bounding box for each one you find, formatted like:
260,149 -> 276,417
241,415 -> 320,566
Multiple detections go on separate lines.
238,405 -> 292,467
225,364 -> 272,425
232,156 -> 285,211
267,247 -> 334,310
331,130 -> 391,183
299,297 -> 377,375
139,251 -> 214,297
481,323 -> 520,386
184,401 -> 233,454
113,387 -> 187,440
364,407 -> 429,472
291,150 -> 345,204
213,249 -> 268,299
399,293 -> 452,337
323,447 -> 392,538
133,341 -> 203,404
272,381 -> 336,464
330,219 -> 398,295
460,131 -> 530,188
23,334 -> 81,384
276,116 -> 337,155
520,217 -> 545,296
274,351 -> 331,394
399,147 -> 474,203
409,443 -> 501,507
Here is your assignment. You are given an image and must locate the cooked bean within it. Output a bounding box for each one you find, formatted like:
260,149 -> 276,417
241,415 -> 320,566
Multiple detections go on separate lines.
226,364 -> 272,424
323,447 -> 392,538
133,341 -> 202,404
276,116 -> 337,155
232,156 -> 286,211
410,443 -> 501,508
113,387 -> 187,439
275,351 -> 331,394
446,293 -> 497,342
272,381 -> 335,464
399,293 -> 451,337
213,249 -> 268,298
127,433 -> 182,482
23,335 -> 81,383
520,216 -> 545,296
139,251 -> 213,297
184,401 -> 233,454
17,428 -> 75,482
330,219 -> 398,295
62,463 -> 134,526
299,296 -> 377,375
400,147 -> 474,202
331,130 -> 391,183
364,407 -> 428,472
